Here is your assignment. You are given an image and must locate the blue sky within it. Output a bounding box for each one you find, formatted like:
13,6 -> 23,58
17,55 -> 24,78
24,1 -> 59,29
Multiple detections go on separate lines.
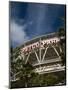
10,1 -> 66,48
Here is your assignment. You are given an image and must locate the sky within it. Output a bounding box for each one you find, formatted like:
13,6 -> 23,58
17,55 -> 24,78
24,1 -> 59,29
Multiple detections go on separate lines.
9,1 -> 66,48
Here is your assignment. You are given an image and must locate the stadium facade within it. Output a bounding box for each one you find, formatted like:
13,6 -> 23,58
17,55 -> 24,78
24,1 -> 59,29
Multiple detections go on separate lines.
20,32 -> 65,74
10,32 -> 65,81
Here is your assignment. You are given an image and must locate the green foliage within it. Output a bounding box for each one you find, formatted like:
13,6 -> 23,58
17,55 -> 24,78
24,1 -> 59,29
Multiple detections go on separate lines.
58,28 -> 65,37
45,74 -> 58,86
10,71 -> 66,88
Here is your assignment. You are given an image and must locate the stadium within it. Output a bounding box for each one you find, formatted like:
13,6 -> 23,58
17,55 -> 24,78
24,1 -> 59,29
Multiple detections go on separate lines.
20,32 -> 65,74
10,32 -> 65,86
10,33 -> 65,80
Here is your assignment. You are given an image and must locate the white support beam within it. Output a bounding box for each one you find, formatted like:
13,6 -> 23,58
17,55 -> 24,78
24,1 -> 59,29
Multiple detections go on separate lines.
42,46 -> 49,62
60,47 -> 62,53
52,45 -> 60,57
34,51 -> 40,63
25,53 -> 30,64
20,51 -> 25,61
21,53 -> 25,60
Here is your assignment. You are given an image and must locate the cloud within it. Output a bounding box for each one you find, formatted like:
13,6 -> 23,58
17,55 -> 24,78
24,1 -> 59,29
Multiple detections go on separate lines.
10,20 -> 29,47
